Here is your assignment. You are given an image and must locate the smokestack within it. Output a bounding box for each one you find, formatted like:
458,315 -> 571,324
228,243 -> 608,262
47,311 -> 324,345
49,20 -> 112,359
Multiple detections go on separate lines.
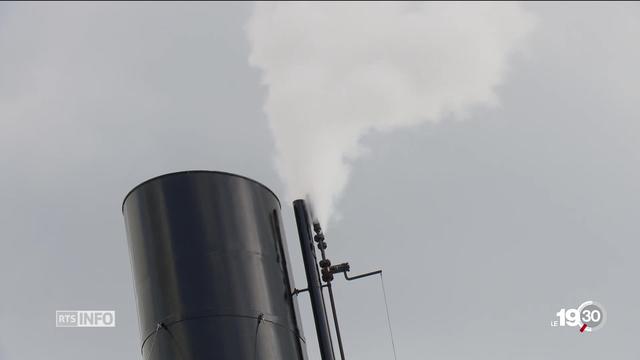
293,199 -> 335,360
122,171 -> 308,359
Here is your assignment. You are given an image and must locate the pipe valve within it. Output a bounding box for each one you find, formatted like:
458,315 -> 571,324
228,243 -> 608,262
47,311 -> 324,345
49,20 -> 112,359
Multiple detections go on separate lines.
329,263 -> 351,275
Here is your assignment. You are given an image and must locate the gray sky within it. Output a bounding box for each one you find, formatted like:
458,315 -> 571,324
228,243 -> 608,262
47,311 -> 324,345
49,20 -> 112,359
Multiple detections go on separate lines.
1,2 -> 639,359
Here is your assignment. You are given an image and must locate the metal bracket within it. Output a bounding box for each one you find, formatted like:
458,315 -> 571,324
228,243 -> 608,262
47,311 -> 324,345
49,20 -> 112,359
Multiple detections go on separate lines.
292,284 -> 328,297
343,269 -> 382,281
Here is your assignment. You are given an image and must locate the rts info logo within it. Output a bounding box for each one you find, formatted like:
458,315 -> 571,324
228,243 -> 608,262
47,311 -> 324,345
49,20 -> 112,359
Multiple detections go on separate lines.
551,301 -> 605,333
56,310 -> 116,328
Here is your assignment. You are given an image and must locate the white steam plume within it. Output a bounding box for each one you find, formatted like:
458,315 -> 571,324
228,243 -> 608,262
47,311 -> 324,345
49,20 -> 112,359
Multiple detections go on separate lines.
247,2 -> 535,227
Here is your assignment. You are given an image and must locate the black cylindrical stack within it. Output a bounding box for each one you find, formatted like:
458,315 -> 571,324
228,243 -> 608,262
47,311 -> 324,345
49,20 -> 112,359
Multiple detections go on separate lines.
293,200 -> 335,360
123,171 -> 307,360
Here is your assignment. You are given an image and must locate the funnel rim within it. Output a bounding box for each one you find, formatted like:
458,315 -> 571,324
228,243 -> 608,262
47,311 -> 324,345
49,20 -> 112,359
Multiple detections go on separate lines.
121,170 -> 281,213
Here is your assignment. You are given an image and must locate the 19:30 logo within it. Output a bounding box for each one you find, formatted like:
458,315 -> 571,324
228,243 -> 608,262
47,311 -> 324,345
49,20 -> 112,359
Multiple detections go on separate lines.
551,301 -> 606,332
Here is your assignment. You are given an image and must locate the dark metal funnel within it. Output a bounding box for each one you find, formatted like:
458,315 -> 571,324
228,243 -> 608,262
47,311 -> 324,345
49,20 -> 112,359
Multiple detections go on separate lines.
123,171 -> 307,360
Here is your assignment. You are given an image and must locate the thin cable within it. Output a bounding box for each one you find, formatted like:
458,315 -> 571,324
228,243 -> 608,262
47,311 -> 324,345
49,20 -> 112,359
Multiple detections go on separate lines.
327,283 -> 346,360
144,323 -> 162,360
140,313 -> 300,347
254,313 -> 264,360
380,273 -> 398,360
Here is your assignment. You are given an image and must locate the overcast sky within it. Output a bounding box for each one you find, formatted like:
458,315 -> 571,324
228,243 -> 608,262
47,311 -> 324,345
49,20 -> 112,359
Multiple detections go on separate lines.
1,2 -> 639,359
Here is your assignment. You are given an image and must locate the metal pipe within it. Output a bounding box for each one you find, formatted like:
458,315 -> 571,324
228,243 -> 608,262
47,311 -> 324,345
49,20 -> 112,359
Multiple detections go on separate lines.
293,199 -> 335,360
326,284 -> 346,360
312,223 -> 346,360
344,270 -> 382,281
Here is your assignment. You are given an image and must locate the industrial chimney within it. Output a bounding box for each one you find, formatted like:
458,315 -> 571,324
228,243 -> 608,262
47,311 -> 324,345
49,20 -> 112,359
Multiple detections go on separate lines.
122,171 -> 308,359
